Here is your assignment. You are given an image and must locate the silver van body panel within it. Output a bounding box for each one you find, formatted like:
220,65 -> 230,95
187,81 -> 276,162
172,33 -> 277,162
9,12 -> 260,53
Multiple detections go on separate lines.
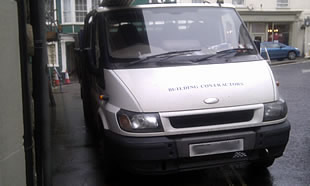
112,61 -> 275,113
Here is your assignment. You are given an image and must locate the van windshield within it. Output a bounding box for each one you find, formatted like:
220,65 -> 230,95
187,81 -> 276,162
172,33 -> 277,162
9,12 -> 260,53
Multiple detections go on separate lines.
104,7 -> 255,62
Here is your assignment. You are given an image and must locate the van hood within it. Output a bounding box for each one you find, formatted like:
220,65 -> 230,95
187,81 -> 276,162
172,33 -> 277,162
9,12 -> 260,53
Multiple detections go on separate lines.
113,61 -> 275,112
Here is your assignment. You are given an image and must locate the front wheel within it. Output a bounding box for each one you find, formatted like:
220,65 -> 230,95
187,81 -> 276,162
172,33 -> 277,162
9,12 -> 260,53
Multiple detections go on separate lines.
97,124 -> 121,183
288,51 -> 296,60
82,98 -> 93,128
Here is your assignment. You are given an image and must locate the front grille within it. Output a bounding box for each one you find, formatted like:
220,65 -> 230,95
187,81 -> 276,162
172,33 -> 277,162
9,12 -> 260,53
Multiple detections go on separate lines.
169,110 -> 254,129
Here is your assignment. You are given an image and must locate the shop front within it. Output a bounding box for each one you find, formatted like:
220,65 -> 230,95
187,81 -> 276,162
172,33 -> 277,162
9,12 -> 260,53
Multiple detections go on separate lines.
245,22 -> 291,45
238,10 -> 303,53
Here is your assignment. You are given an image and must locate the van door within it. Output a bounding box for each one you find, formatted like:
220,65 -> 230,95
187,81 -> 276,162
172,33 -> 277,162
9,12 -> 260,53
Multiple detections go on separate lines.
89,16 -> 105,122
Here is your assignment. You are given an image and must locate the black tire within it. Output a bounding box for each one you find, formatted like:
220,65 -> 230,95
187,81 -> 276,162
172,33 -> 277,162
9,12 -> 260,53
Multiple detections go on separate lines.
96,120 -> 121,183
288,51 -> 296,60
82,88 -> 93,128
251,157 -> 275,168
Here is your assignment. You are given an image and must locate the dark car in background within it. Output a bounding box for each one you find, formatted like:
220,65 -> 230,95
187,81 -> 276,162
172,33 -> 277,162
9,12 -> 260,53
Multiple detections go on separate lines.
260,42 -> 300,60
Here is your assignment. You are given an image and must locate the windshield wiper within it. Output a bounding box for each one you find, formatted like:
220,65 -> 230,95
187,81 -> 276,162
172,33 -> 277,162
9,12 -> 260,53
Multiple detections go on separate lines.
192,47 -> 255,62
126,49 -> 201,67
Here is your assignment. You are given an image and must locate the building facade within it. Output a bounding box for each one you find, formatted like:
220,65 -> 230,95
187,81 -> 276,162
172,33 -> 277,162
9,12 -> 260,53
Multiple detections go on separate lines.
47,0 -> 102,74
183,0 -> 310,57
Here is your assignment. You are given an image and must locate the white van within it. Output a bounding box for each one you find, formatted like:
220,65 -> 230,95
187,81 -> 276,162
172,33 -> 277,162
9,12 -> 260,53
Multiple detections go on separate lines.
77,3 -> 290,174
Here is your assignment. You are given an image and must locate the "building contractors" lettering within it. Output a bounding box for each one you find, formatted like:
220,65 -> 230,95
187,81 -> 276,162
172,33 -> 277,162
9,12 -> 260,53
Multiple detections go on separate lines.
168,82 -> 245,92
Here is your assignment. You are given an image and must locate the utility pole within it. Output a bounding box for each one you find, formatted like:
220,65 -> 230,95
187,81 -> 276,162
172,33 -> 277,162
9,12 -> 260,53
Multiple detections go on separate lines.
29,0 -> 52,185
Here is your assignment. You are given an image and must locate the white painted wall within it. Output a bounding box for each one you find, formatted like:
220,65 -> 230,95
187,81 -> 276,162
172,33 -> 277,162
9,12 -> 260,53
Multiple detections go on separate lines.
0,0 -> 27,186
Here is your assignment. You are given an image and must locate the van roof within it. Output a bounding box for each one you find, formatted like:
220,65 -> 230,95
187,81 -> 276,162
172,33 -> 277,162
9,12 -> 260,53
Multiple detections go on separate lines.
96,3 -> 235,13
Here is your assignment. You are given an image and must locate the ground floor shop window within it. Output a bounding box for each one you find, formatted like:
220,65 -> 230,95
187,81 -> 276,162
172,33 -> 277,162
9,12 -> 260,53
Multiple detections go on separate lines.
247,22 -> 290,45
268,23 -> 290,45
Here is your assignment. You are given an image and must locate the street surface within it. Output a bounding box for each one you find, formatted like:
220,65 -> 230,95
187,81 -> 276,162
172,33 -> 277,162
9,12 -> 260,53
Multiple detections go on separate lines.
52,60 -> 310,186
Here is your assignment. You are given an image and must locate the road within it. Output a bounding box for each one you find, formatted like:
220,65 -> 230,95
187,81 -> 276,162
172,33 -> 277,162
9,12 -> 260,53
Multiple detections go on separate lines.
52,61 -> 310,186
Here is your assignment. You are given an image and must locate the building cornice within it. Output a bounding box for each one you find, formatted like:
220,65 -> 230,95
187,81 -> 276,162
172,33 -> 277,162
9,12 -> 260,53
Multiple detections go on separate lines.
237,9 -> 303,16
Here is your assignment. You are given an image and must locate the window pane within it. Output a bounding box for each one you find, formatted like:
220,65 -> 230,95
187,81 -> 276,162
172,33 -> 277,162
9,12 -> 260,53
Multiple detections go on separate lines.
63,0 -> 72,22
267,23 -> 289,45
192,0 -> 203,3
105,7 -> 255,59
92,0 -> 102,9
274,24 -> 290,45
277,0 -> 288,7
232,0 -> 244,5
75,0 -> 87,22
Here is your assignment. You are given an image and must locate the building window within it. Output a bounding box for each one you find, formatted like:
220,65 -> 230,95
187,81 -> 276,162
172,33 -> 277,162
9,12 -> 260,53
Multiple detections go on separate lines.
63,0 -> 73,23
62,0 -> 100,24
75,0 -> 87,22
267,23 -> 290,45
92,0 -> 101,9
277,0 -> 288,8
232,0 -> 244,6
150,0 -> 176,3
192,0 -> 203,3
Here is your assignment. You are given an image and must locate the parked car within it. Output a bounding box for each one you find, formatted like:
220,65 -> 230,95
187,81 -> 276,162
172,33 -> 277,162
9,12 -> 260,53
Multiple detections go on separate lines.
260,41 -> 300,60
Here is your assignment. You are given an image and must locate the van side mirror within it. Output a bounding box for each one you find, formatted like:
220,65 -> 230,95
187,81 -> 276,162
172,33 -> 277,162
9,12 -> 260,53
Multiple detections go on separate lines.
254,40 -> 261,53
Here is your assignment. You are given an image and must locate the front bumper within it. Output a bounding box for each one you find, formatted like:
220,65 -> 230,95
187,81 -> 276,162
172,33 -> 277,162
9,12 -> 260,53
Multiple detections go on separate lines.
104,120 -> 290,174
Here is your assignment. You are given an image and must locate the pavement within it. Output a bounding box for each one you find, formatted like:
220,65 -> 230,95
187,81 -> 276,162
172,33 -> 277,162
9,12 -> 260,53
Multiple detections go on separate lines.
51,84 -> 106,186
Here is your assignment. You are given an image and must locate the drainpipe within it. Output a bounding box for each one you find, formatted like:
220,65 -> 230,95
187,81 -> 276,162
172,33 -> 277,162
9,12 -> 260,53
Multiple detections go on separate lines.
29,0 -> 52,185
305,26 -> 308,57
17,0 -> 34,185
304,17 -> 310,58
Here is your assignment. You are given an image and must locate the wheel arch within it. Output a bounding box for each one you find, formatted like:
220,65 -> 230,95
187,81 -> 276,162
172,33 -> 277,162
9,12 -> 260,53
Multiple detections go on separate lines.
98,107 -> 110,130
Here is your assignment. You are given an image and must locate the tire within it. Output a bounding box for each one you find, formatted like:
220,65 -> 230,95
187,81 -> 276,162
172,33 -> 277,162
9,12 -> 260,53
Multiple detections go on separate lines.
82,83 -> 94,129
82,98 -> 93,128
251,157 -> 275,168
288,51 -> 296,60
96,120 -> 121,183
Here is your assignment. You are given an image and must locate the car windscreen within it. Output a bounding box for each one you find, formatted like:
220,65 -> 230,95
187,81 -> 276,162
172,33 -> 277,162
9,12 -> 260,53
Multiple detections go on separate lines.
103,7 -> 256,64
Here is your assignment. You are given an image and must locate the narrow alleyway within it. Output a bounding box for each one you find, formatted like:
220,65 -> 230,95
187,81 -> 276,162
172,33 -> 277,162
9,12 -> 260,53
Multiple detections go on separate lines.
51,83 -> 105,185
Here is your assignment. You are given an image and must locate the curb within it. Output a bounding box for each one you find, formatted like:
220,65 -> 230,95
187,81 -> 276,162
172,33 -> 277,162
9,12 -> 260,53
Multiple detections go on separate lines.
270,58 -> 310,66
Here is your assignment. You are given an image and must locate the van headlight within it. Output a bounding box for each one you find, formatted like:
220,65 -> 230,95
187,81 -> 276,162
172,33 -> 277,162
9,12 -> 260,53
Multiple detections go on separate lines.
117,110 -> 163,132
263,99 -> 288,122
